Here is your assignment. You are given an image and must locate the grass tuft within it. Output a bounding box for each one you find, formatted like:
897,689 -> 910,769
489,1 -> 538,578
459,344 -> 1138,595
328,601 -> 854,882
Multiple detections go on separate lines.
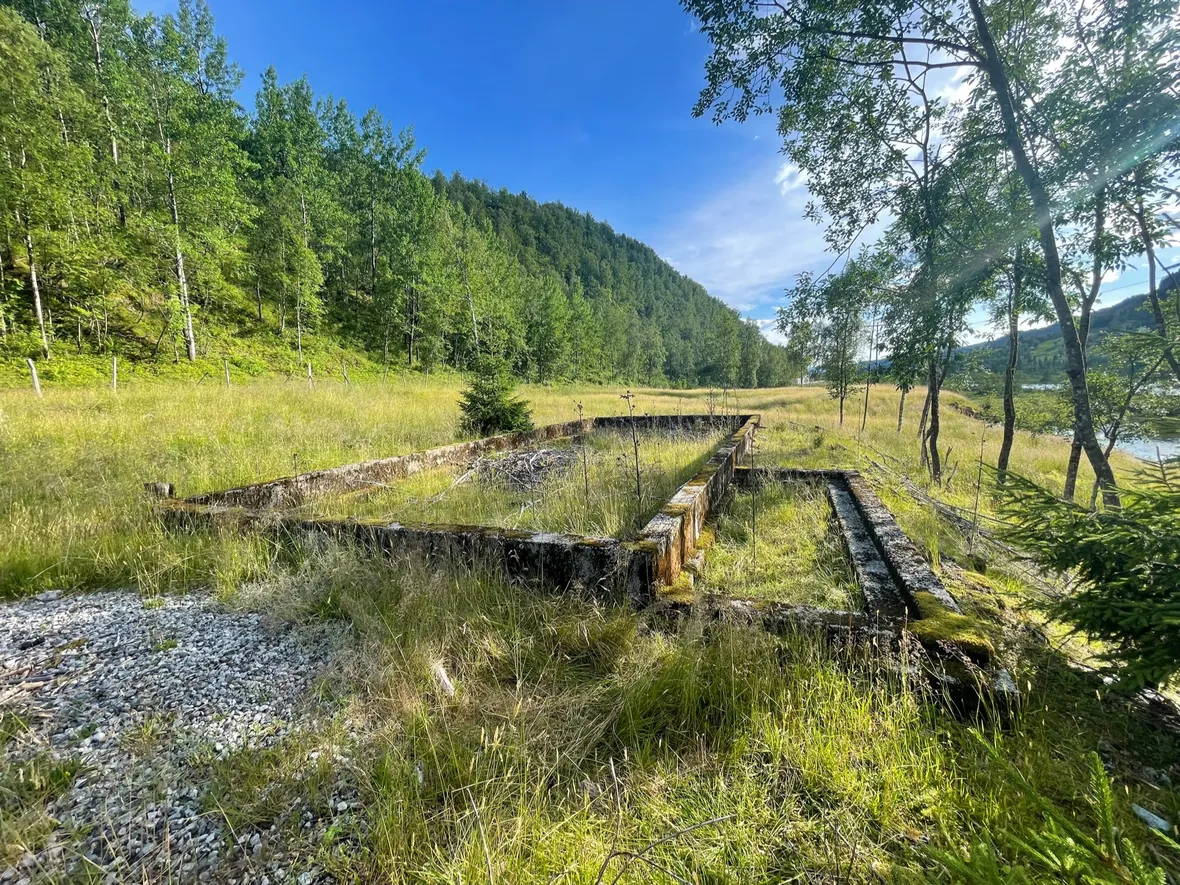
2,380 -> 1178,881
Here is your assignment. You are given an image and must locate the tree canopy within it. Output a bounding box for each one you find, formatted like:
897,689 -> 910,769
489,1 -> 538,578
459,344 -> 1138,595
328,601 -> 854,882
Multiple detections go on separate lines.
0,0 -> 798,388
686,0 -> 1180,499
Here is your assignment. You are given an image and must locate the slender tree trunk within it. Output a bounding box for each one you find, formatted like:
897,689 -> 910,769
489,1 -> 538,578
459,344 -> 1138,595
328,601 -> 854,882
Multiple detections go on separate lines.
13,144 -> 49,358
926,359 -> 943,483
1078,193 -> 1105,351
897,387 -> 907,432
997,259 -> 1021,483
407,286 -> 418,367
458,254 -> 479,356
1132,172 -> 1180,385
838,390 -> 845,426
1063,438 -> 1084,500
21,222 -> 49,360
917,385 -> 931,441
278,238 -> 287,334
172,224 -> 195,360
160,127 -> 196,360
861,314 -> 876,433
85,12 -> 124,227
1065,197 -> 1106,500
298,192 -> 310,364
969,0 -> 1118,506
255,273 -> 263,323
369,190 -> 378,298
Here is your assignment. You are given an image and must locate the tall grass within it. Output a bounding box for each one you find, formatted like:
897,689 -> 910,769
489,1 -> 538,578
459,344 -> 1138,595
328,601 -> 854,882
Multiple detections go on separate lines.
310,427 -> 727,537
2,378 -> 1177,880
0,377 -> 456,597
3,376 -> 1112,599
701,481 -> 860,608
220,547 -> 1179,882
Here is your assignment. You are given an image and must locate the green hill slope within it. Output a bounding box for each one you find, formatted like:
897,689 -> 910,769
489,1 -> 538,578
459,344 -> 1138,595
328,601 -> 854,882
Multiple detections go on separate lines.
962,284 -> 1174,382
0,1 -> 796,390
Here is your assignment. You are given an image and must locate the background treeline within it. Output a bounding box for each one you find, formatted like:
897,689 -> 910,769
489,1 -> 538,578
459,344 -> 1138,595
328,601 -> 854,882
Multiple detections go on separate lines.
688,0 -> 1180,504
0,0 -> 795,388
959,284 -> 1179,384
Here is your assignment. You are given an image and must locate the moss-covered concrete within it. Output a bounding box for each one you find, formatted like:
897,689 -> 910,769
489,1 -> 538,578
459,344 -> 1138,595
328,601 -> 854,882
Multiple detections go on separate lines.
632,415 -> 759,588
907,591 -> 995,663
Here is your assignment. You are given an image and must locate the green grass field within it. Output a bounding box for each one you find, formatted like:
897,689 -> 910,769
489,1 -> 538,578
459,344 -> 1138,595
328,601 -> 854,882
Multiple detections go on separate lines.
699,481 -> 861,609
2,377 -> 1178,882
307,426 -> 728,538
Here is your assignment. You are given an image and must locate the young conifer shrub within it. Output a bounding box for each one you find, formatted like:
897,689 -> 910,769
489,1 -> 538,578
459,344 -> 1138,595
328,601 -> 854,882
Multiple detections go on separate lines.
996,465 -> 1180,688
458,355 -> 534,437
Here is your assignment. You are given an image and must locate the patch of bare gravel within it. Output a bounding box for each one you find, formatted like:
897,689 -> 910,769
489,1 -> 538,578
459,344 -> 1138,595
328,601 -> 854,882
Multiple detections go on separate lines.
0,589 -> 354,884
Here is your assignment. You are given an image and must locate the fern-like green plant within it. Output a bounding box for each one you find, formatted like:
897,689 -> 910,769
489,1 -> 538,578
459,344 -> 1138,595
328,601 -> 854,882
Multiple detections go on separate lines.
923,740 -> 1175,884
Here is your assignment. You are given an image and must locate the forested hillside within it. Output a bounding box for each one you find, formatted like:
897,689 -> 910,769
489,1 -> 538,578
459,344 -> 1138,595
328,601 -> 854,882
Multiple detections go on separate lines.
0,0 -> 792,388
961,285 -> 1176,383
433,176 -> 797,387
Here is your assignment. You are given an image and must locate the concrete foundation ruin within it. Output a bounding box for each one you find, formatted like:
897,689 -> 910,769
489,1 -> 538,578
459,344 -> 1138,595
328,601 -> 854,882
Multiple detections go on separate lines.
153,412 -> 1013,708
157,414 -> 757,607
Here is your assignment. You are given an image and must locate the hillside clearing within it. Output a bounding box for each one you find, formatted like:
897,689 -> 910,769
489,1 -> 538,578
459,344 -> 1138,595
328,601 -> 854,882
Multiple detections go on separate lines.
1,380 -> 1177,882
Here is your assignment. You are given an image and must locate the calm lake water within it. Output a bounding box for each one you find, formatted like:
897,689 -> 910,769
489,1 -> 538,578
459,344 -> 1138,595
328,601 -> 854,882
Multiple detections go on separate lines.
1111,435 -> 1180,462
1018,384 -> 1179,462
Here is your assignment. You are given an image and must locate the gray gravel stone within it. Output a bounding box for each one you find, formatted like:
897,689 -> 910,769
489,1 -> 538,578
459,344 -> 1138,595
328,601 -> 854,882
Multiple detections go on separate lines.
0,590 -> 350,883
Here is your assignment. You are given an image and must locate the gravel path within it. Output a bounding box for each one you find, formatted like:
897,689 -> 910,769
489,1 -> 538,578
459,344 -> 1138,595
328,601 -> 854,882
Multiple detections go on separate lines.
0,590 -> 350,884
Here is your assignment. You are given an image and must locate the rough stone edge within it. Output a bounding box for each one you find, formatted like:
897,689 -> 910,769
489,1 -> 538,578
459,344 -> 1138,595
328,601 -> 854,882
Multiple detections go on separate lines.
840,473 -> 962,614
825,480 -> 910,621
317,520 -> 650,607
632,415 -> 759,589
156,504 -> 656,607
179,420 -> 590,510
728,466 -> 1015,713
731,466 -> 908,623
167,414 -> 746,511
732,466 -> 957,617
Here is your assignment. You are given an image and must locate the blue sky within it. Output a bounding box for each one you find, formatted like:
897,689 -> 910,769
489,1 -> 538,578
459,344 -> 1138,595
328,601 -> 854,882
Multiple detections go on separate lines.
150,0 -> 1172,343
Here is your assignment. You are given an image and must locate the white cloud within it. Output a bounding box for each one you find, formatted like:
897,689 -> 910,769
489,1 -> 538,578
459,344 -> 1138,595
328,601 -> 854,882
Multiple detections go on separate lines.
936,65 -> 976,105
774,162 -> 807,193
653,157 -> 831,317
751,316 -> 788,345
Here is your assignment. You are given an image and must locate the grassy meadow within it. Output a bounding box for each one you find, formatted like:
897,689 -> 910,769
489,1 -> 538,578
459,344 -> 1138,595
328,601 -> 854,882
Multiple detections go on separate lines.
2,376 -> 1179,882
308,426 -> 729,538
700,481 -> 862,609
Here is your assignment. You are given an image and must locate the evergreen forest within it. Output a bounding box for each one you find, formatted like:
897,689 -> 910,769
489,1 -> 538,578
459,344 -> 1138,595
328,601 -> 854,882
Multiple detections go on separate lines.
0,0 -> 794,387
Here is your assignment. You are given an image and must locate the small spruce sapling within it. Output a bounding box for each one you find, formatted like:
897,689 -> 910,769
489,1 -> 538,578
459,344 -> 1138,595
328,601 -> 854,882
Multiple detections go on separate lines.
458,355 -> 533,437
996,462 -> 1180,688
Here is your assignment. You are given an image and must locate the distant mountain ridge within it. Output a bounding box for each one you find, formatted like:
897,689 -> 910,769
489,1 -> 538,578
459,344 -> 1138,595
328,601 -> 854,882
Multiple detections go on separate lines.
962,279 -> 1177,380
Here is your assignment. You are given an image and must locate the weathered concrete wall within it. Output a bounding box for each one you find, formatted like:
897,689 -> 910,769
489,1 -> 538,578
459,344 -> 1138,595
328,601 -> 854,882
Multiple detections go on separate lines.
733,466 -> 956,619
841,474 -> 961,614
157,500 -> 656,605
825,481 -> 910,621
634,415 -> 759,588
184,420 -> 591,510
161,414 -> 756,602
592,414 -> 743,433
177,414 -> 747,511
157,413 -> 754,605
312,519 -> 650,606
